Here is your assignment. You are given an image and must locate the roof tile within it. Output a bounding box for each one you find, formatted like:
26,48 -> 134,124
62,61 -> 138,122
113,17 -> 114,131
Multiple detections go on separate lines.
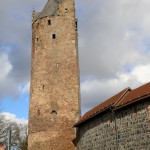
116,82 -> 150,109
75,87 -> 130,127
75,82 -> 150,127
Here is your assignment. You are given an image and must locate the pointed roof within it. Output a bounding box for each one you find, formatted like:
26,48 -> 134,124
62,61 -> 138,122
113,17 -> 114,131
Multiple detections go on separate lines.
33,0 -> 62,22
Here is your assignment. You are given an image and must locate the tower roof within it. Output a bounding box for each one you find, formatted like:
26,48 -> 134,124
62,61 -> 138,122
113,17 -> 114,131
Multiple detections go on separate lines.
33,0 -> 62,22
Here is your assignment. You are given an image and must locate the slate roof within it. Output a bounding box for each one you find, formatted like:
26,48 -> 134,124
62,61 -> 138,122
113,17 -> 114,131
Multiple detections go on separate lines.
75,82 -> 150,127
33,0 -> 62,22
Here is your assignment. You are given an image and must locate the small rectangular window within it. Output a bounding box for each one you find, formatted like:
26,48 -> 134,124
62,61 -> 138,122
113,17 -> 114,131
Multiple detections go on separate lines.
48,20 -> 51,25
75,21 -> 78,31
36,23 -> 39,29
65,8 -> 68,12
64,4 -> 68,12
52,34 -> 56,39
35,38 -> 39,43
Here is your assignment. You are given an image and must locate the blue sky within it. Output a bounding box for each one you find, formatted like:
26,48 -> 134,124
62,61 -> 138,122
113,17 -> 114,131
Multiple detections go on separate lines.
2,93 -> 29,119
1,0 -> 150,122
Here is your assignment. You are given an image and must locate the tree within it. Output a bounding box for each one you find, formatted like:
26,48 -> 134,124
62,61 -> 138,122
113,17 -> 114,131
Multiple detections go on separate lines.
0,104 -> 8,145
18,133 -> 28,150
18,124 -> 28,150
0,113 -> 28,149
9,123 -> 28,150
0,114 -> 8,145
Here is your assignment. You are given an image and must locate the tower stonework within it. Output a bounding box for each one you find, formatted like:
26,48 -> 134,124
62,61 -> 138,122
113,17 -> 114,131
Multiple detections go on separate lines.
28,0 -> 80,149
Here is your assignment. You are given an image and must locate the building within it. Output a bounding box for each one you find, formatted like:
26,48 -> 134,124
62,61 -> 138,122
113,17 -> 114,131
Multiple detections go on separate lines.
28,0 -> 80,150
75,82 -> 150,150
28,0 -> 150,150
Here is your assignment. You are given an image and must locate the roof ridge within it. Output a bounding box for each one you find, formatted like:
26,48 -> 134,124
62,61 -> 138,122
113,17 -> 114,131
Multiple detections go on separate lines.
74,87 -> 130,127
75,82 -> 150,127
113,87 -> 131,107
115,82 -> 150,109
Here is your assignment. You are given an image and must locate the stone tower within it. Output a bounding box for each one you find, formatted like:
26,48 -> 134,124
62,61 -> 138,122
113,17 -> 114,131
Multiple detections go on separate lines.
28,0 -> 80,150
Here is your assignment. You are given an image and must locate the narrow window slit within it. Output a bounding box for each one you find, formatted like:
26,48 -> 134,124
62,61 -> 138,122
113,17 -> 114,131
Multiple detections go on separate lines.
36,38 -> 39,42
38,109 -> 40,115
75,21 -> 78,31
36,23 -> 39,29
52,34 -> 56,39
65,8 -> 68,12
51,110 -> 57,115
48,20 -> 51,25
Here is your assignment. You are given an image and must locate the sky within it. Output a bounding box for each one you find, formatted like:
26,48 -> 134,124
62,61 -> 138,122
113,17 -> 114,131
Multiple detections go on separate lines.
1,0 -> 150,122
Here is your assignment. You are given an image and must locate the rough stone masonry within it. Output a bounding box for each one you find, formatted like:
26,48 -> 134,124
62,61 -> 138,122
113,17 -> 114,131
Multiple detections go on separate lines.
75,83 -> 150,150
28,0 -> 80,150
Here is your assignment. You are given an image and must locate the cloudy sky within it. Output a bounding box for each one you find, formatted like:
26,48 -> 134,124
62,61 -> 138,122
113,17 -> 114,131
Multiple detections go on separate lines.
1,0 -> 150,121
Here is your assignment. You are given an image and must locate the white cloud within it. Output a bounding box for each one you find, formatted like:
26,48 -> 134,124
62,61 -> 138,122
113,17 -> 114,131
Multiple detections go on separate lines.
75,0 -> 150,114
131,64 -> 150,83
1,112 -> 28,125
81,64 -> 150,113
1,0 -> 150,116
0,53 -> 12,81
77,0 -> 150,79
20,82 -> 30,94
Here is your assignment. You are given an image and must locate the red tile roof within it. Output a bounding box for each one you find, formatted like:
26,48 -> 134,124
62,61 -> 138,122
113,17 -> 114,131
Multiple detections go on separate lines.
75,82 -> 150,127
74,87 -> 130,127
115,82 -> 150,109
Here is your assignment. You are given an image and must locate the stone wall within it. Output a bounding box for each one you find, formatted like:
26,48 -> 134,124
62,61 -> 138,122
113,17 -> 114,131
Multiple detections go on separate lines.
76,111 -> 116,150
117,99 -> 150,150
76,99 -> 150,150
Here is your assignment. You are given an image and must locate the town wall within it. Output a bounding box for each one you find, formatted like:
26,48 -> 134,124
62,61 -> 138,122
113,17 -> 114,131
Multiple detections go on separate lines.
76,99 -> 150,150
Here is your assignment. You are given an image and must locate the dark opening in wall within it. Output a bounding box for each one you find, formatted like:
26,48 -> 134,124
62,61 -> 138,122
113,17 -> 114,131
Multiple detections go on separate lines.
75,21 -> 78,31
36,23 -> 39,29
36,38 -> 39,42
51,102 -> 57,115
43,85 -> 45,90
38,109 -> 40,116
65,8 -> 68,12
52,34 -> 56,39
48,20 -> 51,25
51,110 -> 57,115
